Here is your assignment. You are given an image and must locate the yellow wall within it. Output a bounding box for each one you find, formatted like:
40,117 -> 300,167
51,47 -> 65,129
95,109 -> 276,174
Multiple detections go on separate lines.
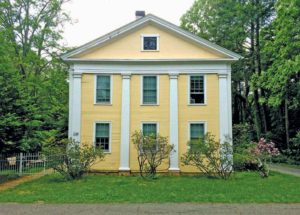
178,74 -> 219,172
75,24 -> 227,59
80,73 -> 219,173
129,75 -> 170,171
81,74 -> 122,171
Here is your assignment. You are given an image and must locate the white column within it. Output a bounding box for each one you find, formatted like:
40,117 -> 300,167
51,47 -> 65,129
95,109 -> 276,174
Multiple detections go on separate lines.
119,73 -> 131,171
70,71 -> 82,142
68,66 -> 73,138
218,74 -> 230,143
169,73 -> 180,171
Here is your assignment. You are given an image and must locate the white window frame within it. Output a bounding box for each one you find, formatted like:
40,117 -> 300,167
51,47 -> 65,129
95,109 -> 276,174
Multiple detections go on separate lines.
188,74 -> 207,105
140,121 -> 160,135
93,121 -> 112,153
140,34 -> 160,51
94,74 -> 113,105
140,75 -> 160,105
188,121 -> 207,148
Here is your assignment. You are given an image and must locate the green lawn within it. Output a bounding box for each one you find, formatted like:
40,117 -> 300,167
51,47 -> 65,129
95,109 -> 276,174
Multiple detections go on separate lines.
0,172 -> 299,203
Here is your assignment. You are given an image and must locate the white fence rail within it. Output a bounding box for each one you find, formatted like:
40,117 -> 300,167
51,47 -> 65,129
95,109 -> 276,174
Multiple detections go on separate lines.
0,153 -> 48,176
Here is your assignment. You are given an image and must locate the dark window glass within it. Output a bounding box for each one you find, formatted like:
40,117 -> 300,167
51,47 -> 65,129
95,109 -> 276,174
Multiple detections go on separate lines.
95,123 -> 110,152
143,76 -> 157,104
190,76 -> 205,104
142,123 -> 157,137
143,37 -> 157,50
96,76 -> 110,103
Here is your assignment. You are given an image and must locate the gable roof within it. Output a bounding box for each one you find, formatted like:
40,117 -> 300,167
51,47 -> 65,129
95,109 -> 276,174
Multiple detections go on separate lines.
61,14 -> 242,61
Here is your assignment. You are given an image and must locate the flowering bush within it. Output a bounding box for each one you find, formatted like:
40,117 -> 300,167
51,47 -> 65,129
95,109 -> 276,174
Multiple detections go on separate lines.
252,138 -> 279,177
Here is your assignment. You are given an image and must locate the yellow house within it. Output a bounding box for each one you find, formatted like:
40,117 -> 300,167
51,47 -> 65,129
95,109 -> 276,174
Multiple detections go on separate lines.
62,12 -> 241,174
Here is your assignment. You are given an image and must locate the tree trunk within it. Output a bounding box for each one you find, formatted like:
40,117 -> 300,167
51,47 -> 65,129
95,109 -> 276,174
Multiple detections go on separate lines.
284,96 -> 290,149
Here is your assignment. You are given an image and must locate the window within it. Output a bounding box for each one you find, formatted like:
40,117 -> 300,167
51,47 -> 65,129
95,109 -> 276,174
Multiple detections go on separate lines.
189,75 -> 205,104
95,123 -> 111,152
190,123 -> 205,141
141,35 -> 159,51
142,76 -> 158,104
96,75 -> 111,103
142,123 -> 157,137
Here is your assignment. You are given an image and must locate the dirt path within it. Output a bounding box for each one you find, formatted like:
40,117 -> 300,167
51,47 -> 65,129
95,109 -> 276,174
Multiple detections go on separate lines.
270,164 -> 300,177
0,170 -> 51,192
0,203 -> 300,215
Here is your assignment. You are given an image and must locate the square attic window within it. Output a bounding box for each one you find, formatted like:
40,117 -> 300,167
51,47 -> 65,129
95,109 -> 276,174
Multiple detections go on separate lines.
142,35 -> 159,51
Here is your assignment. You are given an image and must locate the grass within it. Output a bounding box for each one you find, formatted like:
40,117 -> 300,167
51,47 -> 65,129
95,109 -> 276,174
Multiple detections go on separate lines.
0,172 -> 299,203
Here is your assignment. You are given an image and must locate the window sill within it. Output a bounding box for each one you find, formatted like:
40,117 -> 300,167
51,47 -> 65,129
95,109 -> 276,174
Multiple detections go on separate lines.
140,104 -> 160,106
141,50 -> 160,52
188,104 -> 207,106
94,103 -> 112,106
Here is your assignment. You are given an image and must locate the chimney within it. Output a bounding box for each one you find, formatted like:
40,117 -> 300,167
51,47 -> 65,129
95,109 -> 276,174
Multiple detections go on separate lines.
135,11 -> 145,19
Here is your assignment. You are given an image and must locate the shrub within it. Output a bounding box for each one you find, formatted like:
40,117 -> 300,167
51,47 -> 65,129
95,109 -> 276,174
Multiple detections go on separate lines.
43,139 -> 104,180
181,133 -> 233,180
251,138 -> 279,178
284,131 -> 300,164
131,131 -> 174,179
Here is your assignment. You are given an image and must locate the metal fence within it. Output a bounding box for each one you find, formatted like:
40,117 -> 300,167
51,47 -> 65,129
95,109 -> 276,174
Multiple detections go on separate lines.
0,153 -> 49,176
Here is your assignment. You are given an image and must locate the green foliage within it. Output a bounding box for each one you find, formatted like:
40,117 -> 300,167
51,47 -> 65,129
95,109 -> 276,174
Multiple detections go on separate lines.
0,0 -> 70,153
131,131 -> 174,179
43,139 -> 105,180
284,131 -> 300,164
181,133 -> 233,180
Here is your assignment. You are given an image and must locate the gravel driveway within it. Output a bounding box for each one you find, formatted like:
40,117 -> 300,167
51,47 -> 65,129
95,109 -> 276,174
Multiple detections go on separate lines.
1,203 -> 300,215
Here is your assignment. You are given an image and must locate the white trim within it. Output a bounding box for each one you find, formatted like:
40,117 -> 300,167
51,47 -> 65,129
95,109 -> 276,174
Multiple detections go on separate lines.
94,74 -> 113,105
73,62 -> 230,74
188,74 -> 207,105
93,121 -> 112,154
141,121 -> 160,134
63,58 -> 238,63
140,75 -> 160,105
140,34 -> 160,51
188,121 -> 208,141
61,14 -> 242,60
169,73 -> 179,171
119,73 -> 131,171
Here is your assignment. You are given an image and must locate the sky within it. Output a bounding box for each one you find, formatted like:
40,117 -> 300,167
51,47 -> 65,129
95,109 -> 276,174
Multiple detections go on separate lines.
62,0 -> 194,47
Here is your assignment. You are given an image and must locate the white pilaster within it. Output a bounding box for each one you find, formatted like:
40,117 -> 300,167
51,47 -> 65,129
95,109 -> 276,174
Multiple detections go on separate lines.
218,74 -> 230,143
169,73 -> 180,171
70,71 -> 82,142
119,73 -> 131,171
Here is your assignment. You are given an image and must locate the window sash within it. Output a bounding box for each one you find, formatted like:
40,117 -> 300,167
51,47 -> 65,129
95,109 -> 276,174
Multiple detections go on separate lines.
142,123 -> 157,137
190,75 -> 205,104
143,36 -> 157,50
95,123 -> 110,152
143,76 -> 157,104
96,76 -> 111,103
190,123 -> 205,140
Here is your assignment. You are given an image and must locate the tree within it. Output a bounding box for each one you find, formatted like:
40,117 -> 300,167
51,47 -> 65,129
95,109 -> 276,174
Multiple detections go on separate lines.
0,0 -> 70,153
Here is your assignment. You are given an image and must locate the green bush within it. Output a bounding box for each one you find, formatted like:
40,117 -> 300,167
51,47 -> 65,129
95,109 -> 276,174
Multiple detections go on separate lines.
181,133 -> 233,180
132,131 -> 174,179
43,139 -> 104,180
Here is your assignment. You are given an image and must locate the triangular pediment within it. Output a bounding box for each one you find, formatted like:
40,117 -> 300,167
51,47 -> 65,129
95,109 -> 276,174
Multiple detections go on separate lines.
62,14 -> 242,62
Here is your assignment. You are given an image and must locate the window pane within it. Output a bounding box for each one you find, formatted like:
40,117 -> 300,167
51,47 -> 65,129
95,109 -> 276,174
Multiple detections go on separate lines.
96,76 -> 111,103
143,124 -> 157,137
95,123 -> 110,152
143,76 -> 157,104
190,124 -> 204,140
143,37 -> 157,50
190,76 -> 205,104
